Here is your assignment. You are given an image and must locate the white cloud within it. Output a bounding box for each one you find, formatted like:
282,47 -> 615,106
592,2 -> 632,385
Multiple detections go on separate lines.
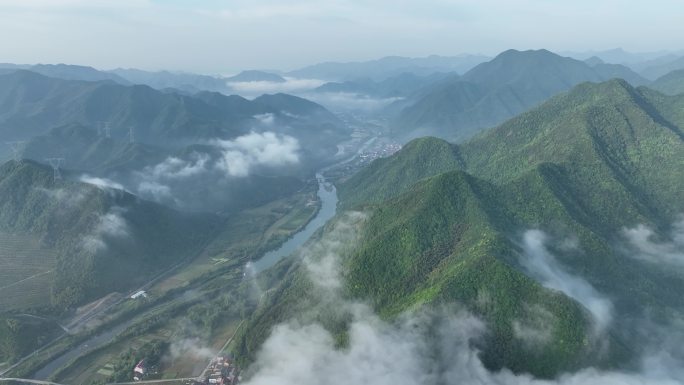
137,180 -> 173,201
254,113 -> 275,126
82,207 -> 129,253
622,219 -> 684,267
79,174 -> 126,191
144,152 -> 210,180
241,219 -> 684,385
520,230 -> 613,333
36,186 -> 87,208
214,131 -> 300,177
227,78 -> 326,96
307,92 -> 404,112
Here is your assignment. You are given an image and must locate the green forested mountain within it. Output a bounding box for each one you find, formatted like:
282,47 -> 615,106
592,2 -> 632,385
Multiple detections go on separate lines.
651,69 -> 684,95
0,160 -> 218,310
392,49 -> 649,142
19,123 -> 168,173
0,70 -> 349,152
238,80 -> 684,377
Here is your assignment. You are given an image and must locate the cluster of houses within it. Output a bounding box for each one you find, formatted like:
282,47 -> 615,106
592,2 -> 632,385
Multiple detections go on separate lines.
201,356 -> 239,385
133,359 -> 147,381
357,143 -> 402,165
132,355 -> 239,384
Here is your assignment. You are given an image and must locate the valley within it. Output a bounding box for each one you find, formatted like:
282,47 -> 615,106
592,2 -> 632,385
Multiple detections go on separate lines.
1,14 -> 684,383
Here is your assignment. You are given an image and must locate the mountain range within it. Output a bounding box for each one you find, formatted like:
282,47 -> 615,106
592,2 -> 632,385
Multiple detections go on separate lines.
288,54 -> 490,81
390,49 -> 650,142
236,79 -> 684,378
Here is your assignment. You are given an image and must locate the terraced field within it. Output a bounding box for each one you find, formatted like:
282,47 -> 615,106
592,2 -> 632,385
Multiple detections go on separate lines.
0,232 -> 56,310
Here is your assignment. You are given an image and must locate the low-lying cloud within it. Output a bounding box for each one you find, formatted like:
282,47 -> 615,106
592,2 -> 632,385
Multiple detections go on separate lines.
520,230 -> 613,333
213,131 -> 300,177
36,186 -> 87,208
307,92 -> 404,112
622,218 -> 684,267
81,207 -> 129,253
227,78 -> 326,96
239,220 -> 684,385
145,153 -> 211,180
132,131 -> 300,206
79,174 -> 126,191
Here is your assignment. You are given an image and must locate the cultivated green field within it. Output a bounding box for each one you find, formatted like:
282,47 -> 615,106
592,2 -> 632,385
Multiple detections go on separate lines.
0,232 -> 56,310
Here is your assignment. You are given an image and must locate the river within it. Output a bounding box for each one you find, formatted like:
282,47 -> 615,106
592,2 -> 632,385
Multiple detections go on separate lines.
31,173 -> 338,380
32,319 -> 135,380
252,173 -> 338,273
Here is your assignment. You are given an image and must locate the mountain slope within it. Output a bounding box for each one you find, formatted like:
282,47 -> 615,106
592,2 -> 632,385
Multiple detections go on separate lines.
337,137 -> 462,209
651,69 -> 684,95
640,55 -> 684,80
0,160 -> 218,309
393,49 -> 650,142
237,80 -> 684,378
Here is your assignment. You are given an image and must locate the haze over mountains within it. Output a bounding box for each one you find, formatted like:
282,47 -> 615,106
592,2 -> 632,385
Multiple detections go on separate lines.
1,44 -> 684,384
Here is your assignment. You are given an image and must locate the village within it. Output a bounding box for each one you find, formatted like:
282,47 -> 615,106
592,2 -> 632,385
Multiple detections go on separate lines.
132,355 -> 239,385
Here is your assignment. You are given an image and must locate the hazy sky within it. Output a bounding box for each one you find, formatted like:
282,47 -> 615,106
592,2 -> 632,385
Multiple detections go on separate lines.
0,0 -> 683,74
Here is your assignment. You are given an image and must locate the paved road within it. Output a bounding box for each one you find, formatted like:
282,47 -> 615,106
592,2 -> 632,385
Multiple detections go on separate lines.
0,378 -> 67,385
107,378 -> 197,384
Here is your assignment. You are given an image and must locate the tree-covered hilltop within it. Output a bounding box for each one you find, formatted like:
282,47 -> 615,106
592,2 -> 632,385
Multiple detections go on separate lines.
236,80 -> 684,378
0,160 -> 218,310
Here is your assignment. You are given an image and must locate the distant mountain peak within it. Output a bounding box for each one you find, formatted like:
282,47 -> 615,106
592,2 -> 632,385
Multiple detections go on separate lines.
226,70 -> 286,83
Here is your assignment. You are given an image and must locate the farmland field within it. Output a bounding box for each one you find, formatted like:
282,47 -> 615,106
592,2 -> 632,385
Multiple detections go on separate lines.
0,232 -> 57,310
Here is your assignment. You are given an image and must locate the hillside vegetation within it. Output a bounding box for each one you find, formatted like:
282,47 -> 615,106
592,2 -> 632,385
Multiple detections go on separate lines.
238,80 -> 684,378
0,160 -> 218,310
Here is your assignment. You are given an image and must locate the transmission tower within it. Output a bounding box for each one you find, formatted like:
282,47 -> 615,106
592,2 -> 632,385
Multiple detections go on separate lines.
5,141 -> 26,162
45,157 -> 65,182
97,121 -> 111,138
103,121 -> 111,138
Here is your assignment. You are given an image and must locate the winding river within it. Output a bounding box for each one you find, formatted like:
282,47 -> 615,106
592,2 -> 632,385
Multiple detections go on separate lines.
252,173 -> 338,274
31,174 -> 338,380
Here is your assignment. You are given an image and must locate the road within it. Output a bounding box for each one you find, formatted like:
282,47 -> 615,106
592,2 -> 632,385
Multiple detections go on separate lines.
0,378 -> 67,385
107,378 -> 197,385
2,235 -> 219,379
197,320 -> 245,380
0,270 -> 53,291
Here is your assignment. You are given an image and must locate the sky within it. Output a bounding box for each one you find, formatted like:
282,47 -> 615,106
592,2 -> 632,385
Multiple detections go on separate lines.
0,0 -> 683,74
